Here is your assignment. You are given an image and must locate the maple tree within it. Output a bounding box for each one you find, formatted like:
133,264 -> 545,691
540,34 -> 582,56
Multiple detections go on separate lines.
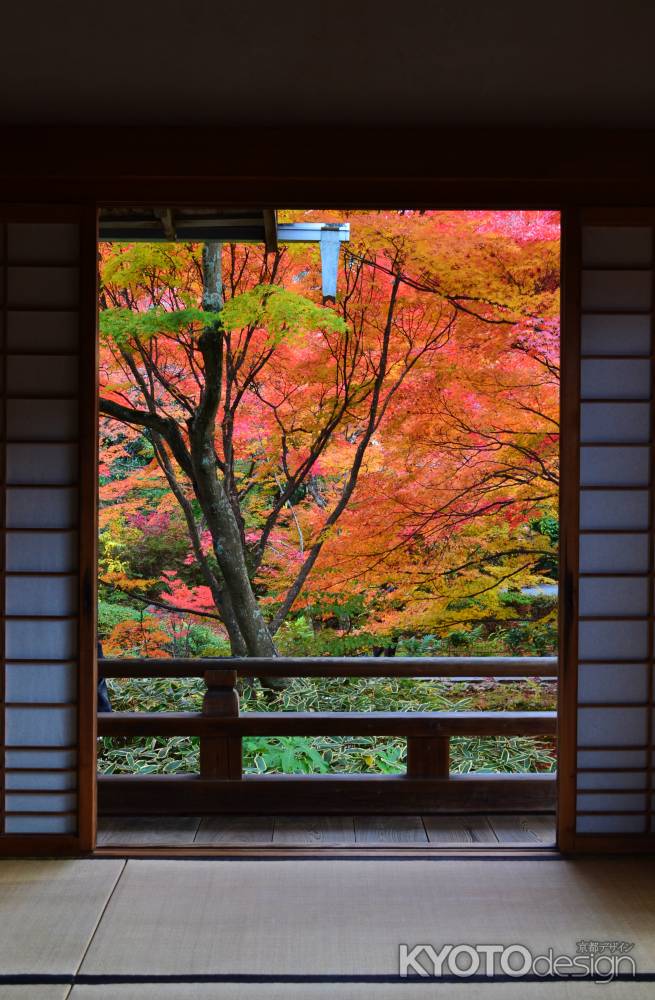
98,210 -> 559,659
103,616 -> 172,659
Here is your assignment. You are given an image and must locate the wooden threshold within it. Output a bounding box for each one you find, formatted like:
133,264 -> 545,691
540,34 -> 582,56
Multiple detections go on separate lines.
95,811 -> 557,853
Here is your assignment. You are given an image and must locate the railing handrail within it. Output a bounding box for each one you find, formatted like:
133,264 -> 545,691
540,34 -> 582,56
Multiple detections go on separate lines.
98,708 -> 557,738
97,659 -> 558,815
99,655 -> 558,680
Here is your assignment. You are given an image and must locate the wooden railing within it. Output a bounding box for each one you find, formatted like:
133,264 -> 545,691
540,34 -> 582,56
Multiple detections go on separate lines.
97,656 -> 557,816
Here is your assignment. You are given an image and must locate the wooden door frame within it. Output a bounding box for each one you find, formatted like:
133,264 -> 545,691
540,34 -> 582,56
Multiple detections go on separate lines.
91,197 -> 565,851
77,206 -> 100,853
557,207 -> 580,852
2,125 -> 655,854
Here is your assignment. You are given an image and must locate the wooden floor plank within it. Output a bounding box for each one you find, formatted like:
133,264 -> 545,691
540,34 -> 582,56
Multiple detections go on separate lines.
423,814 -> 498,846
194,815 -> 274,846
354,815 -> 428,844
95,812 -> 556,848
273,815 -> 356,845
488,814 -> 556,846
97,816 -> 201,847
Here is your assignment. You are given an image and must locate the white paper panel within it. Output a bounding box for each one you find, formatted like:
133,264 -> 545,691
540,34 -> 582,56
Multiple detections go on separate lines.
582,227 -> 653,267
5,663 -> 77,703
579,491 -> 649,530
582,226 -> 653,267
7,223 -> 79,263
578,621 -> 649,660
6,356 -> 78,395
580,402 -> 650,443
5,576 -> 77,616
5,771 -> 76,791
6,489 -> 78,529
579,446 -> 649,486
581,270 -> 652,311
577,771 -> 646,790
5,706 -> 76,746
5,531 -> 78,572
576,815 -> 645,834
577,706 -> 648,747
6,444 -> 78,485
7,266 -> 79,308
578,662 -> 649,703
579,533 -> 649,573
7,399 -> 78,441
6,310 -> 79,352
5,792 -> 77,812
578,578 -> 649,617
5,620 -> 77,660
581,314 -> 651,356
4,815 -> 76,834
577,749 -> 647,768
580,359 -> 650,399
2,194 -> 84,844
4,748 -> 77,768
577,792 -> 646,811
575,337 -> 653,848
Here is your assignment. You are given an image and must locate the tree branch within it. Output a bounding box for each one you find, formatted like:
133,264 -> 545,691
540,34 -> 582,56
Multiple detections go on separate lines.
99,396 -> 193,479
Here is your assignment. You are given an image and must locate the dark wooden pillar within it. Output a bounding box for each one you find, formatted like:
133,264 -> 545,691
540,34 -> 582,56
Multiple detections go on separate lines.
200,668 -> 242,779
406,736 -> 449,778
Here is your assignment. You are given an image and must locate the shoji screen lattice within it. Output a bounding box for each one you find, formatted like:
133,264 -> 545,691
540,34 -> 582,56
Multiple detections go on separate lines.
560,210 -> 655,851
0,210 -> 96,854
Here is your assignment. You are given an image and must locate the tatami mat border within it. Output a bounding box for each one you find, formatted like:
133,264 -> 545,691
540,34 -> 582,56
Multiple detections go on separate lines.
1,973 -> 655,986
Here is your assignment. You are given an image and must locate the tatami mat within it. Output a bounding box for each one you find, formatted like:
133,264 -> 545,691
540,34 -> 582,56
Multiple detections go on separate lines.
0,860 -> 124,975
79,858 -> 655,976
66,982 -> 655,999
1,856 -> 653,993
0,989 -> 70,1000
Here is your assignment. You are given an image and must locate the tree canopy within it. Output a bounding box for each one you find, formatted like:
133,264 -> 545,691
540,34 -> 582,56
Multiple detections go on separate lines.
98,209 -> 559,659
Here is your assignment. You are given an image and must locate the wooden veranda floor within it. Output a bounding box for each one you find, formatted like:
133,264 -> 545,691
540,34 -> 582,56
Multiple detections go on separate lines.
96,812 -> 557,848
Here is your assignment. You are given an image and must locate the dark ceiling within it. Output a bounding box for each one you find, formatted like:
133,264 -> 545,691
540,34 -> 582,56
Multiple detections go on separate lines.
2,1 -> 655,128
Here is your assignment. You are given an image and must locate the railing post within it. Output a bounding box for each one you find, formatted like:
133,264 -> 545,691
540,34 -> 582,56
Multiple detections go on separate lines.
406,736 -> 450,779
200,668 -> 242,779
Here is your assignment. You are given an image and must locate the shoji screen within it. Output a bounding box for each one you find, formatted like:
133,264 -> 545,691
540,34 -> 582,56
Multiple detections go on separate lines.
0,208 -> 97,854
560,209 -> 655,851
